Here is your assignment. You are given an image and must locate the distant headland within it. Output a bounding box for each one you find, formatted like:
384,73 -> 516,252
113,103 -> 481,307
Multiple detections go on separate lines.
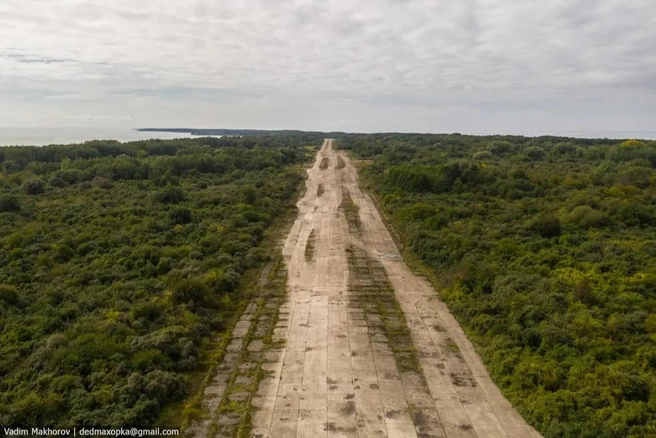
137,128 -> 348,137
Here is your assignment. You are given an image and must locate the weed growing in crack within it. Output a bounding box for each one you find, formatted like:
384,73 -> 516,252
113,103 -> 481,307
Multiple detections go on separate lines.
339,188 -> 360,232
345,245 -> 423,375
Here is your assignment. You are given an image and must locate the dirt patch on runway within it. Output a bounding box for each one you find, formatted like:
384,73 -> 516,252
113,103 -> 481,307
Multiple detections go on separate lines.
304,229 -> 316,262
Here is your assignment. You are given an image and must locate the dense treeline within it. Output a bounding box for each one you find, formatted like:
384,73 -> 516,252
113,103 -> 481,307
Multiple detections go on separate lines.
0,135 -> 317,171
0,136 -> 316,427
339,134 -> 656,437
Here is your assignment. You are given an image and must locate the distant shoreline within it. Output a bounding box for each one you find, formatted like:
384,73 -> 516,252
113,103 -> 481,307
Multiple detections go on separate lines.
0,127 -> 192,147
137,128 -> 345,137
0,127 -> 654,147
138,128 -> 656,140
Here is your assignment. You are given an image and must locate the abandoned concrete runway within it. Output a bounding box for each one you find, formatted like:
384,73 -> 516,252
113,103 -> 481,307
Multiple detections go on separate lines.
250,139 -> 541,438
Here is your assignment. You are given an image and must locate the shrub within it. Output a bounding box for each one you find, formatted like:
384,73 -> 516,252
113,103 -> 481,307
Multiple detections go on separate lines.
620,139 -> 646,148
92,176 -> 111,189
24,179 -> 46,195
613,203 -> 656,227
553,142 -> 577,155
525,147 -> 546,161
145,370 -> 186,403
473,151 -> 494,161
565,206 -> 606,229
53,243 -> 75,263
168,208 -> 192,225
0,195 -> 21,212
154,186 -> 186,204
170,278 -> 211,305
530,214 -> 562,238
243,185 -> 257,204
0,284 -> 20,306
49,177 -> 66,188
488,141 -> 513,155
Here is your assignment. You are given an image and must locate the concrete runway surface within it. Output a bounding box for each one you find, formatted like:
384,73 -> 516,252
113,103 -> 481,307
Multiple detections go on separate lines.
249,139 -> 541,438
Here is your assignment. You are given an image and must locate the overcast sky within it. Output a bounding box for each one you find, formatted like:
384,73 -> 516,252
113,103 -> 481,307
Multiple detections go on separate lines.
1,0 -> 655,135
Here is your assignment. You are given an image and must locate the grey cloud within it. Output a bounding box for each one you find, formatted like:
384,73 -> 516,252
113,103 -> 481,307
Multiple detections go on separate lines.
4,53 -> 73,64
0,0 -> 655,134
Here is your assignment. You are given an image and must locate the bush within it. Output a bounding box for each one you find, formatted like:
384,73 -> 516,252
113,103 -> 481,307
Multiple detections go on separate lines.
553,142 -> 577,155
0,284 -> 20,306
169,208 -> 192,225
0,195 -> 21,212
525,147 -> 546,161
154,186 -> 186,204
49,177 -> 66,188
473,151 -> 494,161
170,278 -> 211,305
613,203 -> 656,227
620,139 -> 646,148
23,179 -> 46,195
53,243 -> 75,263
530,214 -> 562,238
92,176 -> 111,189
243,185 -> 257,204
565,206 -> 606,229
145,370 -> 186,403
488,141 -> 513,155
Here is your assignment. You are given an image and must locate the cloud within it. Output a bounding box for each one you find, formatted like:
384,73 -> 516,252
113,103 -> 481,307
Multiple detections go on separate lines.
0,0 -> 655,133
4,53 -> 73,64
63,114 -> 133,121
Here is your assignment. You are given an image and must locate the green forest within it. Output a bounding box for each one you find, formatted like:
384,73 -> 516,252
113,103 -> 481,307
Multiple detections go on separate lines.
0,135 -> 317,428
338,134 -> 656,438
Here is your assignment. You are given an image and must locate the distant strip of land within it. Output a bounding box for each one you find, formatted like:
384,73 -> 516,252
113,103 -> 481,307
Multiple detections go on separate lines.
138,128 -> 349,137
139,129 -> 655,141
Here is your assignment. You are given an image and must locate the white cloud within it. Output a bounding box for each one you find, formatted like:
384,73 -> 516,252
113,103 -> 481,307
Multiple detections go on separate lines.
0,0 -> 655,133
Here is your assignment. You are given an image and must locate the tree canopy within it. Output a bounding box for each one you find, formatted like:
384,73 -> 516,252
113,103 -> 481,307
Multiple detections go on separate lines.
0,135 -> 317,428
339,133 -> 656,438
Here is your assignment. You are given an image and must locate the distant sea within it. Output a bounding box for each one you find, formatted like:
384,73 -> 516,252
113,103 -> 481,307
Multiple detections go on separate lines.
0,127 -> 654,147
0,128 -> 194,147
